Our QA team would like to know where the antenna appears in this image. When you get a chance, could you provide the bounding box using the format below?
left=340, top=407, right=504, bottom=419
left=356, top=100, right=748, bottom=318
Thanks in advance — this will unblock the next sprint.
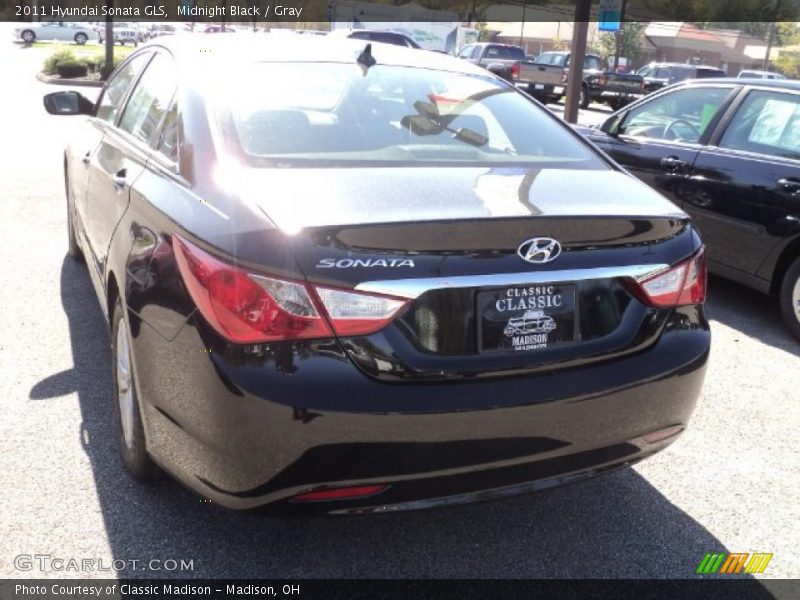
left=356, top=43, right=376, bottom=74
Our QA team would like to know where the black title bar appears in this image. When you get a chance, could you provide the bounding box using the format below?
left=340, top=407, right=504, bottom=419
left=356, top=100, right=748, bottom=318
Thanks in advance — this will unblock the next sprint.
left=3, top=0, right=800, bottom=23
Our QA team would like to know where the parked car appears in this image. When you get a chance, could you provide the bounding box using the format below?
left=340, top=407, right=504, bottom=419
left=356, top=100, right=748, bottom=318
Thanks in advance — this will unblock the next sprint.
left=455, top=43, right=561, bottom=91
left=524, top=51, right=645, bottom=109
left=43, top=36, right=709, bottom=512
left=328, top=28, right=421, bottom=48
left=147, top=24, right=177, bottom=39
left=202, top=25, right=236, bottom=34
left=578, top=78, right=800, bottom=339
left=738, top=69, right=786, bottom=80
left=13, top=22, right=95, bottom=45
left=98, top=24, right=140, bottom=46
left=636, top=63, right=727, bottom=94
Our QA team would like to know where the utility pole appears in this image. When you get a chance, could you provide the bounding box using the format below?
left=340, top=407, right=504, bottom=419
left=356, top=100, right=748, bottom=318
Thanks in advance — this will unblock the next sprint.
left=564, top=0, right=591, bottom=123
left=613, top=0, right=628, bottom=72
left=102, top=0, right=113, bottom=80
left=764, top=0, right=783, bottom=71
left=763, top=21, right=776, bottom=71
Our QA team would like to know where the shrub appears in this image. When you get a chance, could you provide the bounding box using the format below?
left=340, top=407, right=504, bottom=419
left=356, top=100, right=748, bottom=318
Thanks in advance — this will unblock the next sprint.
left=43, top=49, right=77, bottom=75
left=55, top=60, right=89, bottom=78
left=84, top=56, right=102, bottom=72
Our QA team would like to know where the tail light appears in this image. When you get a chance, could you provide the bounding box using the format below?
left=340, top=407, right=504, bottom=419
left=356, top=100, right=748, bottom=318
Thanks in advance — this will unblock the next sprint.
left=560, top=68, right=568, bottom=83
left=290, top=484, right=389, bottom=503
left=510, top=62, right=520, bottom=81
left=598, top=73, right=608, bottom=86
left=173, top=235, right=409, bottom=343
left=629, top=247, right=707, bottom=308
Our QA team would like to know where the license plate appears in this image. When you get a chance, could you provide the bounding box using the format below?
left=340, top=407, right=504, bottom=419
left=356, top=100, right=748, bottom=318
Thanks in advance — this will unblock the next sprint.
left=478, top=284, right=577, bottom=354
left=553, top=86, right=564, bottom=94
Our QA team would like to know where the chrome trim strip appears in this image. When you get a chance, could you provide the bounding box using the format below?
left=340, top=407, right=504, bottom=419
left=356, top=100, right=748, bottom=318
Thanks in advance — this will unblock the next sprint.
left=355, top=264, right=670, bottom=299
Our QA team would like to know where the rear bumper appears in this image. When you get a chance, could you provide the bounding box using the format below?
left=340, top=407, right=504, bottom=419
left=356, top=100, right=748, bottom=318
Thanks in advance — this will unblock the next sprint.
left=521, top=83, right=565, bottom=98
left=132, top=307, right=710, bottom=512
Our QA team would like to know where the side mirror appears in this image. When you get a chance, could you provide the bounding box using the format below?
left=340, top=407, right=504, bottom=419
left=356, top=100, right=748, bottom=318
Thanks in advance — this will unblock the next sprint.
left=600, top=112, right=626, bottom=137
left=43, top=91, right=94, bottom=116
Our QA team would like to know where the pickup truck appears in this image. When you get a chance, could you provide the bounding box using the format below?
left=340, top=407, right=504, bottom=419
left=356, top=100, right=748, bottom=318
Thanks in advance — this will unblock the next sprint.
left=526, top=51, right=645, bottom=110
left=456, top=42, right=562, bottom=89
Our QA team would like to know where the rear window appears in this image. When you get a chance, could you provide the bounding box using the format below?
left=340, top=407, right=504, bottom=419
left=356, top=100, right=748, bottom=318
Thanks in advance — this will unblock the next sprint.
left=584, top=56, right=603, bottom=70
left=536, top=53, right=567, bottom=67
left=218, top=63, right=605, bottom=168
left=695, top=68, right=725, bottom=79
left=485, top=45, right=525, bottom=60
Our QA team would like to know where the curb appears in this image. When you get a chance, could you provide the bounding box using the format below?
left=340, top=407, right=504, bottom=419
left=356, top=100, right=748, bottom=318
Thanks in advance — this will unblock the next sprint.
left=36, top=71, right=104, bottom=88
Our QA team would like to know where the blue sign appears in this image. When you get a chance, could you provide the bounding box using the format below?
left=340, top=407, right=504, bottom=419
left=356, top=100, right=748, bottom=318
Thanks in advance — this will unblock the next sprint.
left=598, top=9, right=621, bottom=32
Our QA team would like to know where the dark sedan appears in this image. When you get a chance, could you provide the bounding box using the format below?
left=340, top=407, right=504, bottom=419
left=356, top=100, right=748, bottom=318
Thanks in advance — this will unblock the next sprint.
left=579, top=78, right=800, bottom=340
left=44, top=36, right=709, bottom=512
left=635, top=63, right=726, bottom=94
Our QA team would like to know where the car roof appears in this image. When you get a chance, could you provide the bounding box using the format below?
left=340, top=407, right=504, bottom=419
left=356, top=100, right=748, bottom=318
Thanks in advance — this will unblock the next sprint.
left=143, top=35, right=486, bottom=75
left=681, top=77, right=800, bottom=89
left=648, top=63, right=720, bottom=69
left=476, top=42, right=522, bottom=48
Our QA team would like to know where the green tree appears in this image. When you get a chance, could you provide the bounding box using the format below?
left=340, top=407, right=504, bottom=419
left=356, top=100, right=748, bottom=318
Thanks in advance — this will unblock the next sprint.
left=591, top=22, right=645, bottom=68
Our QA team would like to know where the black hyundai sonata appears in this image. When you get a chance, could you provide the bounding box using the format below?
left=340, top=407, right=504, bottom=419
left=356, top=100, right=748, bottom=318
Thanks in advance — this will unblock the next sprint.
left=45, top=36, right=709, bottom=513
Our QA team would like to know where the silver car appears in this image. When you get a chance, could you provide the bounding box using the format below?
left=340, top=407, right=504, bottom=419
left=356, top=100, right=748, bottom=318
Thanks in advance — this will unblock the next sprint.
left=98, top=25, right=140, bottom=46
left=14, top=22, right=95, bottom=45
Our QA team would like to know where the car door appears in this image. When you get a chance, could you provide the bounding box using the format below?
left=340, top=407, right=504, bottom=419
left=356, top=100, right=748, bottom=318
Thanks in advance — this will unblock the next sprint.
left=72, top=54, right=150, bottom=251
left=589, top=85, right=737, bottom=208
left=37, top=23, right=55, bottom=41
left=685, top=87, right=800, bottom=279
left=84, top=52, right=176, bottom=285
left=76, top=52, right=150, bottom=277
left=55, top=23, right=73, bottom=42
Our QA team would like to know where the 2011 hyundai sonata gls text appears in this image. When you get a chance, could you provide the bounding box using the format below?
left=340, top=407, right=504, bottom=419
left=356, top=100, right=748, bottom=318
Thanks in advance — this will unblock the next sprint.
left=45, top=36, right=710, bottom=513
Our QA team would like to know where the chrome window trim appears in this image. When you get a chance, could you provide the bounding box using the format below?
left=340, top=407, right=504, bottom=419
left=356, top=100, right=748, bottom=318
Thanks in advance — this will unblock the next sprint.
left=355, top=264, right=670, bottom=299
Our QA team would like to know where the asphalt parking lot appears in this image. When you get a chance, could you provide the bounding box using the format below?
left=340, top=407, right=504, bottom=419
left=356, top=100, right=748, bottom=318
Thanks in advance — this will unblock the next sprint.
left=0, top=34, right=798, bottom=582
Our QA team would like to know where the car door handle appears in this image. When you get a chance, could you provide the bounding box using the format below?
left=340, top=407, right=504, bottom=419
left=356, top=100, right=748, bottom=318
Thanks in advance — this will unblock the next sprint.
left=777, top=177, right=800, bottom=193
left=112, top=169, right=127, bottom=189
left=81, top=151, right=91, bottom=164
left=660, top=156, right=687, bottom=171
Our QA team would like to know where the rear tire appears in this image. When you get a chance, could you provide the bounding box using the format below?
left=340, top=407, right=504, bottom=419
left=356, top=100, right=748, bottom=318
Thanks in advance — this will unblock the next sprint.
left=112, top=300, right=159, bottom=482
left=579, top=85, right=590, bottom=109
left=779, top=256, right=800, bottom=341
left=21, top=30, right=35, bottom=43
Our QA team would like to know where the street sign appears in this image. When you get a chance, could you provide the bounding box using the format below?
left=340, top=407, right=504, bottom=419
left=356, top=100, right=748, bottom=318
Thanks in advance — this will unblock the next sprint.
left=598, top=0, right=623, bottom=32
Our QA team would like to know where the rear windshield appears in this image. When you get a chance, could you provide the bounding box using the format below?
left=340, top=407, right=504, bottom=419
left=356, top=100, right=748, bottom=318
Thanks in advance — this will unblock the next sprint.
left=217, top=63, right=605, bottom=168
left=695, top=68, right=725, bottom=78
left=484, top=45, right=525, bottom=60
left=536, top=53, right=567, bottom=67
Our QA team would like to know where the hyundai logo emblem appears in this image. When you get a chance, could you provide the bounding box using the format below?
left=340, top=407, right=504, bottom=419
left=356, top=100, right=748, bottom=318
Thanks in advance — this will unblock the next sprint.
left=517, top=238, right=562, bottom=264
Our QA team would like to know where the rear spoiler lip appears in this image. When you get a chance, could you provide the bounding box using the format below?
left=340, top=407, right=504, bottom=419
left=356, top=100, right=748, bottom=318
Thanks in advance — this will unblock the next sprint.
left=355, top=263, right=670, bottom=300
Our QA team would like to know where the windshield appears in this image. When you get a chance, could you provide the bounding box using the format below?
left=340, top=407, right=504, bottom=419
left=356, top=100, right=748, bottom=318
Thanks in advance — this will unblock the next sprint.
left=218, top=63, right=605, bottom=168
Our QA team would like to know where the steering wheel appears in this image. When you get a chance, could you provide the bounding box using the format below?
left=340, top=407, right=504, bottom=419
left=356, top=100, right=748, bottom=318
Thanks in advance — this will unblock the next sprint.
left=663, top=119, right=700, bottom=141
